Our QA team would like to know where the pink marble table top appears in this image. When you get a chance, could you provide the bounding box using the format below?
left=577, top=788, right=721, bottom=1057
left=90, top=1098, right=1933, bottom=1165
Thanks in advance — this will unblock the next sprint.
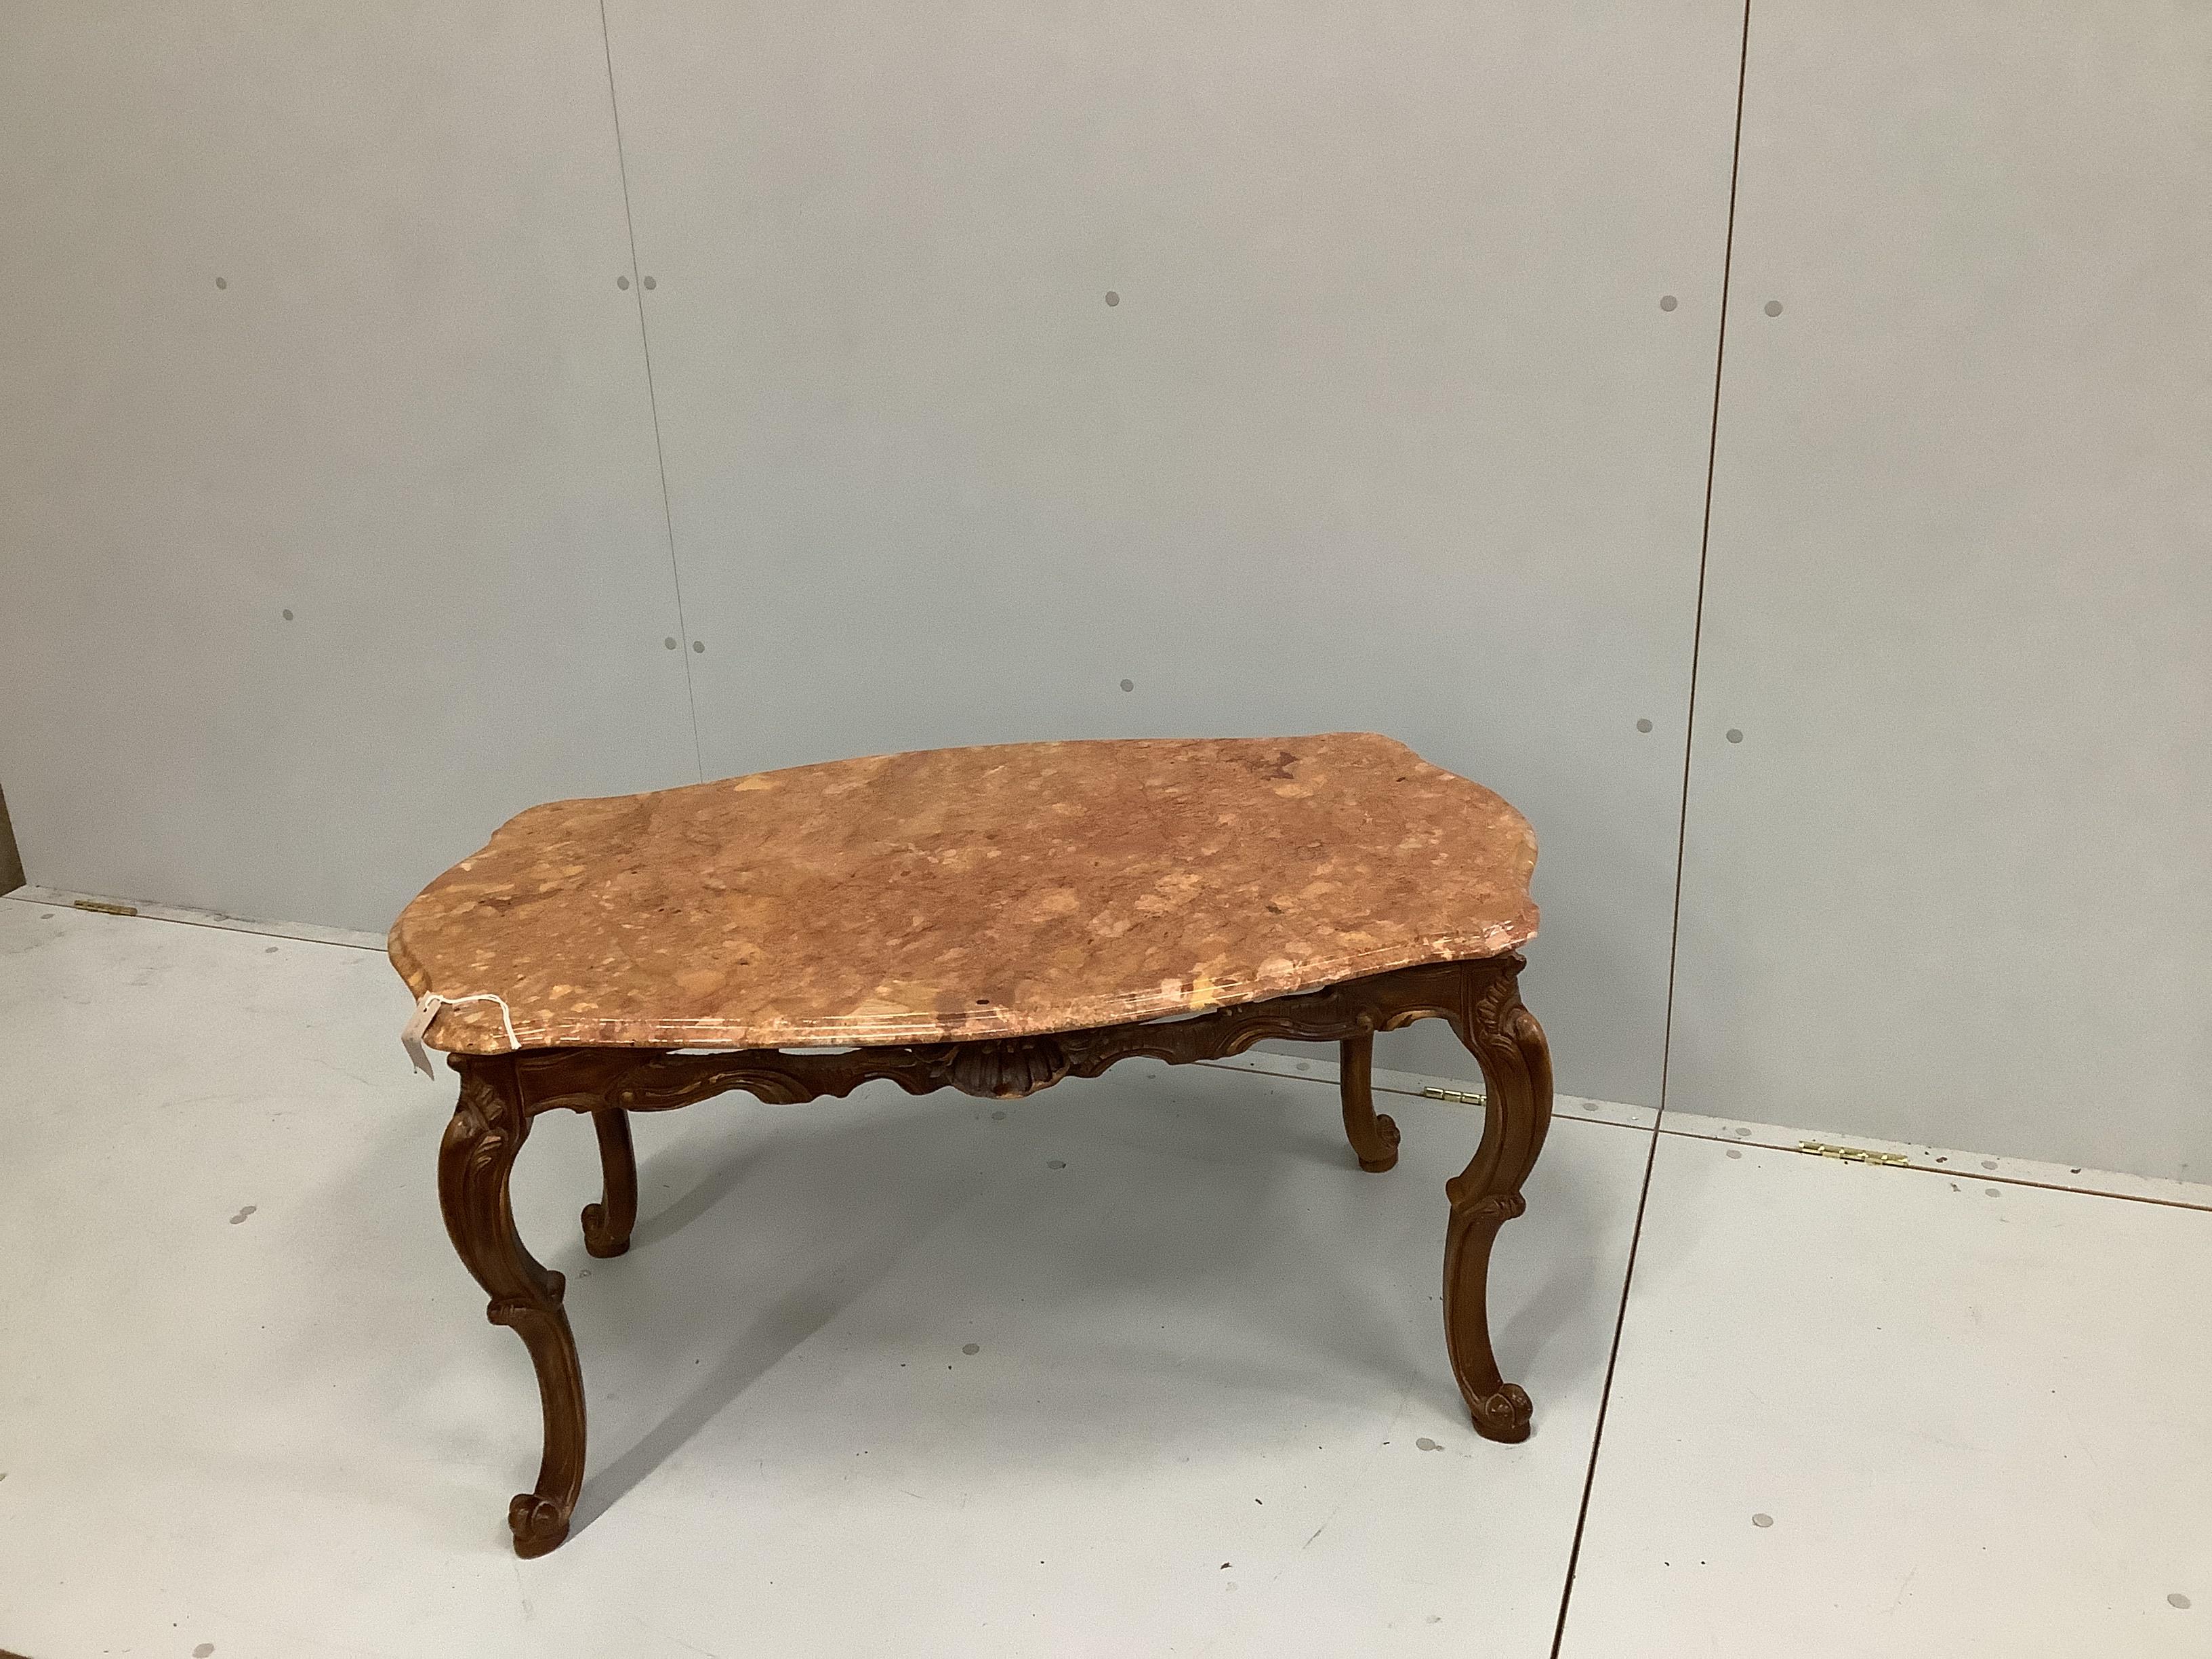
left=388, top=733, right=1538, bottom=1055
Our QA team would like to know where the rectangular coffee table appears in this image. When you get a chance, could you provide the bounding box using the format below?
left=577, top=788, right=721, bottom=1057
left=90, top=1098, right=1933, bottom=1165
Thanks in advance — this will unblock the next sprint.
left=390, top=733, right=1553, bottom=1557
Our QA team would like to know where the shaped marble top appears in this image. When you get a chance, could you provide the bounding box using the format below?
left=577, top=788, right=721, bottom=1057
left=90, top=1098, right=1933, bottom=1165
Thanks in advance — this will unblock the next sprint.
left=388, top=733, right=1538, bottom=1055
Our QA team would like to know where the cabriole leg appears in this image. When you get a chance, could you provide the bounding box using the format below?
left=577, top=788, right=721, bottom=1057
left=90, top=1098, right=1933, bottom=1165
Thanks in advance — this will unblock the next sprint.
left=1440, top=957, right=1553, bottom=1442
left=1338, top=1031, right=1400, bottom=1172
left=581, top=1107, right=638, bottom=1258
left=438, top=1055, right=586, bottom=1557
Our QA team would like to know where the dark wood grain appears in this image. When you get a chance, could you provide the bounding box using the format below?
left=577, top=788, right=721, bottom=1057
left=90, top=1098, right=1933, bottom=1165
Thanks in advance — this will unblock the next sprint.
left=581, top=1108, right=637, bottom=1259
left=436, top=1054, right=586, bottom=1559
left=436, top=953, right=1551, bottom=1555
left=1439, top=962, right=1553, bottom=1443
left=1337, top=1030, right=1401, bottom=1172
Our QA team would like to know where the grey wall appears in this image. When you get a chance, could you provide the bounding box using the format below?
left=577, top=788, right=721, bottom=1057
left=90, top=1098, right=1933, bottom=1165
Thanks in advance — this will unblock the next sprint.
left=597, top=0, right=1744, bottom=1104
left=1665, top=0, right=2212, bottom=1180
left=1, top=3, right=2205, bottom=1177
left=0, top=4, right=701, bottom=932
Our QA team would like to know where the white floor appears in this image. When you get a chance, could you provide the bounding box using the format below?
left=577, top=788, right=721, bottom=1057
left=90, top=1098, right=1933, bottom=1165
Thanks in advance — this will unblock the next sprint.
left=0, top=899, right=2205, bottom=1658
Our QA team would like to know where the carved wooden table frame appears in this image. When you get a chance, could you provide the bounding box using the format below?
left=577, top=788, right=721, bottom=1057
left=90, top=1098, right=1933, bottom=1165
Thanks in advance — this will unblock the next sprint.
left=438, top=951, right=1552, bottom=1557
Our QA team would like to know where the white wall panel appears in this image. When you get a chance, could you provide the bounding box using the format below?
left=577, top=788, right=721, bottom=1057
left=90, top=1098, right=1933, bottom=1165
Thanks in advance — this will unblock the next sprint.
left=603, top=1, right=1744, bottom=1103
left=0, top=3, right=700, bottom=933
left=1671, top=3, right=2212, bottom=1176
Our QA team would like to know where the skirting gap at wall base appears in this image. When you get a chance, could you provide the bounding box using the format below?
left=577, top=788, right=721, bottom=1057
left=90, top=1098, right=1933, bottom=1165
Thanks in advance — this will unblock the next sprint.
left=1202, top=1052, right=2212, bottom=1218
left=4, top=886, right=386, bottom=954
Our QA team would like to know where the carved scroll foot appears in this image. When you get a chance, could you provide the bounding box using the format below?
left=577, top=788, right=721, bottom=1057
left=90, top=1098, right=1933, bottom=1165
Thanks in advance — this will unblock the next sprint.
left=1338, top=1032, right=1399, bottom=1172
left=581, top=1107, right=638, bottom=1258
left=508, top=1491, right=572, bottom=1559
left=1439, top=958, right=1553, bottom=1441
left=1444, top=1191, right=1536, bottom=1442
left=440, top=1056, right=586, bottom=1558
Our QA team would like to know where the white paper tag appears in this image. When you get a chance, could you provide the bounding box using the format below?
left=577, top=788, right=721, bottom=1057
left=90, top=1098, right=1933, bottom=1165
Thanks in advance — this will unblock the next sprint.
left=399, top=990, right=521, bottom=1077
left=401, top=995, right=441, bottom=1079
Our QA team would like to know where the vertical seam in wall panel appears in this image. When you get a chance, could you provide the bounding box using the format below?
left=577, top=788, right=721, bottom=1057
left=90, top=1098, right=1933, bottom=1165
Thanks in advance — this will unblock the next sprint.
left=1548, top=7, right=1752, bottom=1656
left=598, top=0, right=706, bottom=782
left=1656, top=0, right=1753, bottom=1127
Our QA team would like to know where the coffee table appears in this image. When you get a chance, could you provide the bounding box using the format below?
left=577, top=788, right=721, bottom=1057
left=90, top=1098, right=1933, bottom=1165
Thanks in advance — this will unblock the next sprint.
left=390, top=733, right=1552, bottom=1557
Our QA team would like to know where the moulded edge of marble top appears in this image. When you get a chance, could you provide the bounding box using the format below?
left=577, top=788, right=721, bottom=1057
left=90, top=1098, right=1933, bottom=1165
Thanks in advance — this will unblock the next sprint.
left=386, top=735, right=1540, bottom=1054
left=391, top=922, right=1538, bottom=1055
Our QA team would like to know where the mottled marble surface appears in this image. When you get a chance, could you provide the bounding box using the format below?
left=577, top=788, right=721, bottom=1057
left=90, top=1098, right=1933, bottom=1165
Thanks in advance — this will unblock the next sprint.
left=388, top=733, right=1538, bottom=1054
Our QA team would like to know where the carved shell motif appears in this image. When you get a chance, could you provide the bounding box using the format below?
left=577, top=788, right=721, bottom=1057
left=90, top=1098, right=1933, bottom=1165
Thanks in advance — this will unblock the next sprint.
left=945, top=1036, right=1070, bottom=1100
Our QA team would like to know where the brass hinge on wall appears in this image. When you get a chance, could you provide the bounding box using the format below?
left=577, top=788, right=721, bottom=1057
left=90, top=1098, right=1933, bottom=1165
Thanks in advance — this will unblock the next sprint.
left=1420, top=1086, right=1487, bottom=1106
left=73, top=898, right=139, bottom=917
left=1799, top=1140, right=1908, bottom=1167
